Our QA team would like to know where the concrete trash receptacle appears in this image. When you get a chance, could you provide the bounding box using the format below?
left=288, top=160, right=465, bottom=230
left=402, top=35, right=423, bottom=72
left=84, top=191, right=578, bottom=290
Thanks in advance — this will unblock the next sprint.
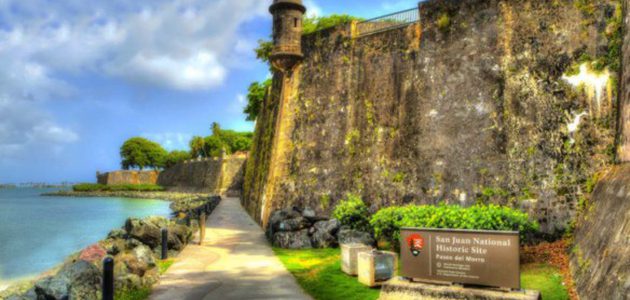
left=341, top=243, right=373, bottom=276
left=358, top=250, right=398, bottom=287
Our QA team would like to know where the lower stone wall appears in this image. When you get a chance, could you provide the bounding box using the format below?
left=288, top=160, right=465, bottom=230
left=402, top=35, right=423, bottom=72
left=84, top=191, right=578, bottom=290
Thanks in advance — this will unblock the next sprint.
left=97, top=170, right=159, bottom=185
left=157, top=153, right=247, bottom=195
left=571, top=164, right=630, bottom=300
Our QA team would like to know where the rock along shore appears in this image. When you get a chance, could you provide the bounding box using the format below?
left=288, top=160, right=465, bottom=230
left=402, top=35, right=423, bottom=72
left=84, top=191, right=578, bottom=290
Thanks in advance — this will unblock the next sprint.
left=0, top=194, right=221, bottom=300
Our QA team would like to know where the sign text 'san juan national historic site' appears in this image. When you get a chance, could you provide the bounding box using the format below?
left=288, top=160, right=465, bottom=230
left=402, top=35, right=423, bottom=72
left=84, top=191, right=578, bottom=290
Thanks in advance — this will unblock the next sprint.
left=400, top=228, right=520, bottom=289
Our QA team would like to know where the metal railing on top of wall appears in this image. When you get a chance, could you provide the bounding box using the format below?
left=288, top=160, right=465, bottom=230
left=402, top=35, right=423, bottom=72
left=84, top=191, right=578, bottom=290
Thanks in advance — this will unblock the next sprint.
left=354, top=7, right=419, bottom=38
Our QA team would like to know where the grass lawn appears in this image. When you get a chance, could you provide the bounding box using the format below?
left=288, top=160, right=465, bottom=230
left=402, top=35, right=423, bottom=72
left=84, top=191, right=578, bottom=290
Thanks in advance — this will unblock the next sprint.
left=521, top=263, right=569, bottom=300
left=273, top=248, right=380, bottom=300
left=274, top=248, right=569, bottom=300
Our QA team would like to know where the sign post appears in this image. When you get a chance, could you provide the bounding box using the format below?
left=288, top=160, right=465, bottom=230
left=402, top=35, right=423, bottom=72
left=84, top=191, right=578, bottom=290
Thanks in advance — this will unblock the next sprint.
left=400, top=228, right=520, bottom=290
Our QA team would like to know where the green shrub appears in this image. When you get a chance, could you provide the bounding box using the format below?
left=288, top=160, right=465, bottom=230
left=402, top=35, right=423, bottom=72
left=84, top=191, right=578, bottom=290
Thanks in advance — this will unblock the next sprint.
left=370, top=204, right=539, bottom=249
left=332, top=193, right=371, bottom=232
left=73, top=183, right=107, bottom=192
left=72, top=183, right=165, bottom=192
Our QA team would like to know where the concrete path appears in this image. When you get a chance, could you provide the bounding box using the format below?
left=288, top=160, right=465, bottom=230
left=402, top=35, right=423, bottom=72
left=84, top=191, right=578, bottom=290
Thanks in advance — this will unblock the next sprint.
left=150, top=197, right=311, bottom=300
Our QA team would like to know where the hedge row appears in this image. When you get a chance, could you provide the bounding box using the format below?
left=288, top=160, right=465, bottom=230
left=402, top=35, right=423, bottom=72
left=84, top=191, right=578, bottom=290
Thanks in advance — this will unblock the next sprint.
left=370, top=204, right=539, bottom=247
left=73, top=183, right=165, bottom=192
left=333, top=194, right=539, bottom=247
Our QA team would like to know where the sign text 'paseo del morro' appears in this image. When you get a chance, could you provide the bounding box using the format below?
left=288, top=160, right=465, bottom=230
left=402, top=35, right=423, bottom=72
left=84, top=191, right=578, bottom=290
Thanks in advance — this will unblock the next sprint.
left=400, top=228, right=520, bottom=289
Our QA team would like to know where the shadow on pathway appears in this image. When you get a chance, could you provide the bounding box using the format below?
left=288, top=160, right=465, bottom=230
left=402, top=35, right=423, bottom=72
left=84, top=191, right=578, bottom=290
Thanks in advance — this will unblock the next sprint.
left=150, top=197, right=312, bottom=300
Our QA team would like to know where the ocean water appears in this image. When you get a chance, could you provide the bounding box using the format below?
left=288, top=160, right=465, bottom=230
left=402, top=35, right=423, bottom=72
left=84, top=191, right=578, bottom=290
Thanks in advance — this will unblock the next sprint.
left=0, top=188, right=170, bottom=283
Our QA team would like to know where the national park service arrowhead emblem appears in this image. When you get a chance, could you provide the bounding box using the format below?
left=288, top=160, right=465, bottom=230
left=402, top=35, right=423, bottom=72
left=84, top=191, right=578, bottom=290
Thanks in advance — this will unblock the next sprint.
left=406, top=233, right=425, bottom=257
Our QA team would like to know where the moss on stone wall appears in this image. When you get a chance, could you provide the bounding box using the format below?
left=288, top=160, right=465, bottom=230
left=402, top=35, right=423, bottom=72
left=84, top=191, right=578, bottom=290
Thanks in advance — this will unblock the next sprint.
left=242, top=0, right=622, bottom=235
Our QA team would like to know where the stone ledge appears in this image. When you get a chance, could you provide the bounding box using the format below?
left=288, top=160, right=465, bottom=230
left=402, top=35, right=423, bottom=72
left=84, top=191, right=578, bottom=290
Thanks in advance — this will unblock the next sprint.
left=379, top=278, right=540, bottom=300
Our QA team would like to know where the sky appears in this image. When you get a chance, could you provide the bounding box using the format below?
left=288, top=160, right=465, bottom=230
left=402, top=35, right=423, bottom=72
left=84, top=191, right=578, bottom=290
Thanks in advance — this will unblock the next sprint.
left=0, top=0, right=420, bottom=184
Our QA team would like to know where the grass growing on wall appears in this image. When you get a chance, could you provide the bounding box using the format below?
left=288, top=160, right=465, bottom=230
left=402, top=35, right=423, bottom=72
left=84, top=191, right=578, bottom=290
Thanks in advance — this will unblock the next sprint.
left=273, top=248, right=380, bottom=300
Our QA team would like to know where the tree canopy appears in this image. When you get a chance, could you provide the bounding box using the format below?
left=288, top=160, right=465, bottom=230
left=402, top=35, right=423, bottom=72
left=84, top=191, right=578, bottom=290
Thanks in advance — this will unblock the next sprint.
left=244, top=79, right=271, bottom=121
left=189, top=123, right=253, bottom=159
left=164, top=150, right=191, bottom=168
left=120, top=137, right=168, bottom=170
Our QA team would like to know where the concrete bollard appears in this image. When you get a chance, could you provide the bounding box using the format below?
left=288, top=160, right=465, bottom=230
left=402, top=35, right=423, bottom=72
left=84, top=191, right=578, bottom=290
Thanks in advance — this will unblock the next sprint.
left=161, top=228, right=168, bottom=260
left=341, top=243, right=373, bottom=276
left=102, top=257, right=114, bottom=300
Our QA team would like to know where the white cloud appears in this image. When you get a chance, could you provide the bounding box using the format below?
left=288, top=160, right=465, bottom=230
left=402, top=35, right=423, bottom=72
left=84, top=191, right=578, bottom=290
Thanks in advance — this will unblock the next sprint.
left=237, top=94, right=246, bottom=104
left=111, top=51, right=226, bottom=90
left=304, top=0, right=323, bottom=18
left=142, top=132, right=192, bottom=151
left=0, top=0, right=270, bottom=161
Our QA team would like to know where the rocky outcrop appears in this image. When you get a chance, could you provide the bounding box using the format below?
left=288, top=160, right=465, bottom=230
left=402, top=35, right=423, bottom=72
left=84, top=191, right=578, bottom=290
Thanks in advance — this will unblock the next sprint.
left=33, top=260, right=101, bottom=300
left=571, top=165, right=630, bottom=300
left=267, top=207, right=373, bottom=249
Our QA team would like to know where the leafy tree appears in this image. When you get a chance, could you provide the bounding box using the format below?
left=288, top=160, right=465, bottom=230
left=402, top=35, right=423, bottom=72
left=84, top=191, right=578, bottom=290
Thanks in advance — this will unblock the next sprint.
left=255, top=40, right=273, bottom=65
left=211, top=122, right=222, bottom=137
left=203, top=135, right=224, bottom=157
left=164, top=150, right=191, bottom=168
left=120, top=137, right=167, bottom=170
left=244, top=79, right=271, bottom=121
left=303, top=14, right=363, bottom=35
left=189, top=136, right=206, bottom=158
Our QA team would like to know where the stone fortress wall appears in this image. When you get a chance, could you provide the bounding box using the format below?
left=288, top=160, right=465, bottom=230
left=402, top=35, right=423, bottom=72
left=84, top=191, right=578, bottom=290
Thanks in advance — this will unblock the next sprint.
left=157, top=152, right=247, bottom=196
left=97, top=170, right=159, bottom=185
left=244, top=0, right=623, bottom=235
left=98, top=153, right=247, bottom=196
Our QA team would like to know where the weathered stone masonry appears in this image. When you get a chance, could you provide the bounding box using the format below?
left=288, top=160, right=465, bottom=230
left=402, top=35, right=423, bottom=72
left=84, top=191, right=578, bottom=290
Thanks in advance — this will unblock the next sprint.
left=244, top=0, right=622, bottom=236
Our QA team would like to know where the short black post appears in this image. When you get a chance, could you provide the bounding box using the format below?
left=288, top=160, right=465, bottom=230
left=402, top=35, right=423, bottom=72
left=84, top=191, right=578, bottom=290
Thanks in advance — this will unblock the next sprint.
left=102, top=257, right=114, bottom=300
left=161, top=228, right=168, bottom=260
left=186, top=214, right=191, bottom=227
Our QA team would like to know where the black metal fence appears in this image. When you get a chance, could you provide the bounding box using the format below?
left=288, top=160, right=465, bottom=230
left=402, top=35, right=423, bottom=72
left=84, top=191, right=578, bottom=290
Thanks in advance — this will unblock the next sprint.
left=355, top=7, right=419, bottom=37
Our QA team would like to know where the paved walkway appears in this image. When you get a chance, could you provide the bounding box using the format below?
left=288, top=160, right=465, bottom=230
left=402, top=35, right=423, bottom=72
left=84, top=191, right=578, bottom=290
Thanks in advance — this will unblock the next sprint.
left=150, top=197, right=311, bottom=300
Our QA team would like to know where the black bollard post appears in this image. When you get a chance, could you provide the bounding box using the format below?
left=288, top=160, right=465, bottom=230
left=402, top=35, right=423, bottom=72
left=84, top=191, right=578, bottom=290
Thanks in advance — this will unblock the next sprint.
left=102, top=257, right=114, bottom=300
left=161, top=228, right=168, bottom=260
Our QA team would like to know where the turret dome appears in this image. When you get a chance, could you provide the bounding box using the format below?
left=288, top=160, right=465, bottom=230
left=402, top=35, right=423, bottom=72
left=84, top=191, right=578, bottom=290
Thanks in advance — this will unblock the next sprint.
left=270, top=0, right=306, bottom=13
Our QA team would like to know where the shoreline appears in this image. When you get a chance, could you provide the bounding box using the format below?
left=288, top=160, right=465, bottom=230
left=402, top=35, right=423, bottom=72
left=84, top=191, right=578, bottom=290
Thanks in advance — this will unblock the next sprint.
left=42, top=190, right=210, bottom=202
left=1, top=192, right=220, bottom=299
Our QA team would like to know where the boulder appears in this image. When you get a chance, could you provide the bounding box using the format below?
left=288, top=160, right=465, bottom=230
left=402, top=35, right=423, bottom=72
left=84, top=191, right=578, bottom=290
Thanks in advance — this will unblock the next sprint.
left=146, top=216, right=169, bottom=229
left=133, top=245, right=156, bottom=268
left=125, top=238, right=144, bottom=250
left=168, top=223, right=191, bottom=245
left=119, top=253, right=149, bottom=277
left=302, top=207, right=316, bottom=219
left=337, top=227, right=375, bottom=246
left=107, top=228, right=126, bottom=239
left=115, top=273, right=142, bottom=291
left=100, top=238, right=126, bottom=256
left=79, top=244, right=107, bottom=263
left=277, top=217, right=310, bottom=232
left=314, top=219, right=341, bottom=235
left=311, top=230, right=337, bottom=248
left=34, top=260, right=101, bottom=300
left=266, top=208, right=302, bottom=238
left=125, top=218, right=162, bottom=248
left=273, top=229, right=313, bottom=249
left=311, top=219, right=341, bottom=248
